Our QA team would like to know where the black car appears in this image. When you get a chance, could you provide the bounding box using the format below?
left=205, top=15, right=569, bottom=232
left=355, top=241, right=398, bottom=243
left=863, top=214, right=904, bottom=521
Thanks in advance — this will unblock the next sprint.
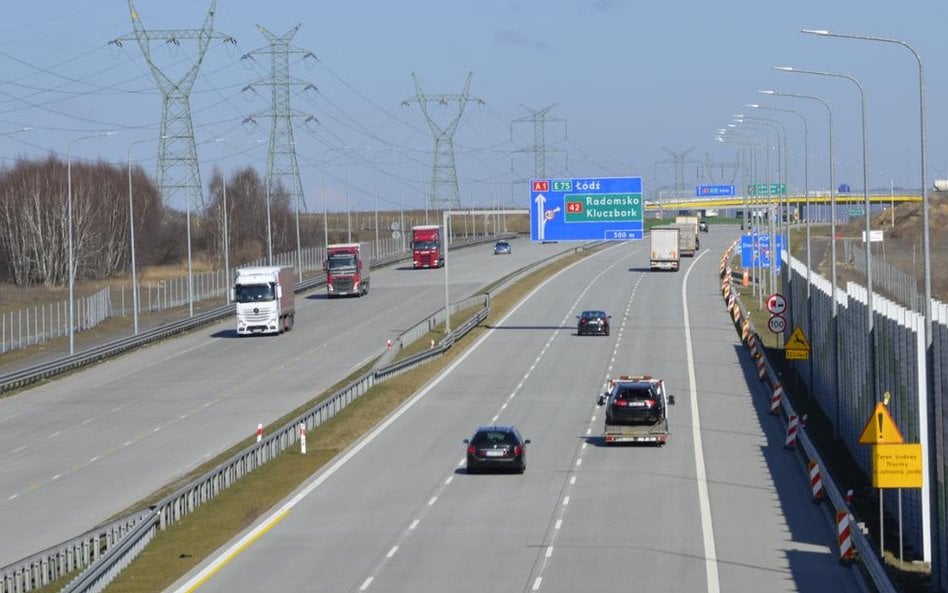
left=604, top=381, right=665, bottom=425
left=576, top=310, right=610, bottom=336
left=464, top=424, right=529, bottom=473
left=699, top=220, right=709, bottom=232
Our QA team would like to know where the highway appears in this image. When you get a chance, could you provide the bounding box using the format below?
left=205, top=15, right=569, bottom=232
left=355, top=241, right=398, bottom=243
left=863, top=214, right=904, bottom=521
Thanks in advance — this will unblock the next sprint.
left=172, top=230, right=860, bottom=593
left=0, top=238, right=571, bottom=566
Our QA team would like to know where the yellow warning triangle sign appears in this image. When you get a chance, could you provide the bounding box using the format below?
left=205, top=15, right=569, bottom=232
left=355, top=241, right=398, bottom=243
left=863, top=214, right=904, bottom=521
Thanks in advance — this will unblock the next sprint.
left=858, top=402, right=905, bottom=445
left=785, top=326, right=810, bottom=351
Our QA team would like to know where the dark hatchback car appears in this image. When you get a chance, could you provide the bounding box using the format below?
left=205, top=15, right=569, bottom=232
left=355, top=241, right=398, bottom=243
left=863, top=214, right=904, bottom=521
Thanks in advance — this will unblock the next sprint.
left=604, top=381, right=666, bottom=425
left=576, top=310, right=610, bottom=336
left=493, top=240, right=512, bottom=255
left=464, top=425, right=530, bottom=473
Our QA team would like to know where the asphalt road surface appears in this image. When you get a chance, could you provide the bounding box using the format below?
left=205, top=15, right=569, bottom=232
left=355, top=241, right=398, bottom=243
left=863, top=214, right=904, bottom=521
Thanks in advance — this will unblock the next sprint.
left=171, top=229, right=861, bottom=593
left=0, top=237, right=571, bottom=566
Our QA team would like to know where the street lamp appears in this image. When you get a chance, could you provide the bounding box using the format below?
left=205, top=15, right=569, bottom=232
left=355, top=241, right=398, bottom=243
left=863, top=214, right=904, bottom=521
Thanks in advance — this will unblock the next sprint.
left=802, top=30, right=932, bottom=351
left=774, top=65, right=876, bottom=403
left=734, top=116, right=785, bottom=298
left=68, top=131, right=117, bottom=354
left=801, top=29, right=934, bottom=566
left=127, top=138, right=158, bottom=334
left=759, top=88, right=841, bottom=438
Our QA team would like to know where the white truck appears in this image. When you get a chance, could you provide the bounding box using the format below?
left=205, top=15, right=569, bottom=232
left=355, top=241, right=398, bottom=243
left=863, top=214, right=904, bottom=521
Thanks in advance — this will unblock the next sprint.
left=671, top=223, right=697, bottom=257
left=231, top=266, right=296, bottom=335
left=596, top=375, right=675, bottom=445
left=649, top=227, right=680, bottom=271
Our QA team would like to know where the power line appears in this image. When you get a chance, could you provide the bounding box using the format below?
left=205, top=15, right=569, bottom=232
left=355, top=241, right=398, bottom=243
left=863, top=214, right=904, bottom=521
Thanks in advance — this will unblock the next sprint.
left=402, top=71, right=483, bottom=209
left=109, top=0, right=236, bottom=211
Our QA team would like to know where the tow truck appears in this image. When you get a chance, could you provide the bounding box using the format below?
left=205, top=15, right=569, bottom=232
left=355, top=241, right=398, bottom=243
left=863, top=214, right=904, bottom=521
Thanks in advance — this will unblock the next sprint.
left=596, top=375, right=675, bottom=445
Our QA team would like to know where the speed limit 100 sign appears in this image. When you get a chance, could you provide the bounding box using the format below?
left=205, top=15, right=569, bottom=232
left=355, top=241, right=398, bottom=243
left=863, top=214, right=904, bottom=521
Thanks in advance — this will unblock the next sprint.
left=767, top=293, right=787, bottom=315
left=768, top=314, right=787, bottom=334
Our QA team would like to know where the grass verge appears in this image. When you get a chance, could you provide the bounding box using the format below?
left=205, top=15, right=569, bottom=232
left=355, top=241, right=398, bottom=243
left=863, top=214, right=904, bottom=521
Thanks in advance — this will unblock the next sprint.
left=72, top=248, right=595, bottom=592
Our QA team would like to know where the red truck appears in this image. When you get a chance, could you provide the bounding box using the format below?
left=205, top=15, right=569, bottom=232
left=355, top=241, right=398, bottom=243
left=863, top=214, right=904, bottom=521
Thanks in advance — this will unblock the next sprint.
left=411, top=225, right=444, bottom=269
left=325, top=243, right=370, bottom=297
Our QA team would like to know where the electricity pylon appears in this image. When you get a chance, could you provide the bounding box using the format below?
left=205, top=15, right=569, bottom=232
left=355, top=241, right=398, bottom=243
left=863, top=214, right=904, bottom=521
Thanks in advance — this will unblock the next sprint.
left=111, top=0, right=235, bottom=211
left=241, top=24, right=314, bottom=215
left=702, top=152, right=741, bottom=184
left=654, top=147, right=701, bottom=196
left=241, top=24, right=316, bottom=268
left=402, top=72, right=483, bottom=209
left=511, top=103, right=565, bottom=179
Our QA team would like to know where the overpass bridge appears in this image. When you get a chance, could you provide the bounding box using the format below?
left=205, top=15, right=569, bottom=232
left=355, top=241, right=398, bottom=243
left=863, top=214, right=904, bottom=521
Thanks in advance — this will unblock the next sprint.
left=647, top=193, right=922, bottom=212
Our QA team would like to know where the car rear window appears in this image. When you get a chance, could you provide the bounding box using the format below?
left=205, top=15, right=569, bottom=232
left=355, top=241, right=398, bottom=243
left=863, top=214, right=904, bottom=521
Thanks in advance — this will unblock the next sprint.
left=472, top=431, right=515, bottom=445
left=616, top=387, right=656, bottom=401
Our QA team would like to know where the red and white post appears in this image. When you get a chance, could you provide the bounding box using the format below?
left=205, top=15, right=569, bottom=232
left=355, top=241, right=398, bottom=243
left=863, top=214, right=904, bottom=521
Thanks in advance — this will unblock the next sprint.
left=837, top=511, right=856, bottom=562
left=299, top=422, right=307, bottom=455
left=256, top=423, right=263, bottom=443
left=785, top=415, right=798, bottom=449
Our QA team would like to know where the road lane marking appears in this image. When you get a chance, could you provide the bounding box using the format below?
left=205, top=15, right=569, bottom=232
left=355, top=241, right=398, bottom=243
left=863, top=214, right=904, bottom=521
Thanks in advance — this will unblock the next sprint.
left=386, top=546, right=398, bottom=558
left=682, top=250, right=720, bottom=593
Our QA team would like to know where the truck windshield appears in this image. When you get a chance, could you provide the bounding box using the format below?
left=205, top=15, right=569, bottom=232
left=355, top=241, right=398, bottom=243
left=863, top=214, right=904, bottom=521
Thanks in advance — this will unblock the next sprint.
left=327, top=254, right=357, bottom=270
left=234, top=283, right=274, bottom=303
left=414, top=240, right=438, bottom=250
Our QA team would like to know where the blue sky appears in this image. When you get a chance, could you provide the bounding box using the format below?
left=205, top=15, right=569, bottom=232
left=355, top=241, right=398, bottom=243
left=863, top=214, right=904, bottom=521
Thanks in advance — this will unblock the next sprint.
left=1, top=0, right=946, bottom=213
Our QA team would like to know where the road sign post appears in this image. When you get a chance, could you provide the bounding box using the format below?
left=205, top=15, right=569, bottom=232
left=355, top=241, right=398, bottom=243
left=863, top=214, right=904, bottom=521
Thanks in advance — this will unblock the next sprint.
left=531, top=177, right=643, bottom=241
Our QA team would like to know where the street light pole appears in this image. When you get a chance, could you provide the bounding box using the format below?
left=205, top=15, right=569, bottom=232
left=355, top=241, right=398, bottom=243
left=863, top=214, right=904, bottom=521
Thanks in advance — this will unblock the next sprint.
left=127, top=139, right=151, bottom=335
left=774, top=65, right=876, bottom=403
left=760, top=88, right=840, bottom=436
left=802, top=28, right=934, bottom=566
left=67, top=132, right=117, bottom=355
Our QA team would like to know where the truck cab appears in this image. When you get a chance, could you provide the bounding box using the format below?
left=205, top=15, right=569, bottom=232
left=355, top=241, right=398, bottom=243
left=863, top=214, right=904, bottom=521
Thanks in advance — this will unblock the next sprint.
left=325, top=243, right=370, bottom=297
left=411, top=225, right=443, bottom=268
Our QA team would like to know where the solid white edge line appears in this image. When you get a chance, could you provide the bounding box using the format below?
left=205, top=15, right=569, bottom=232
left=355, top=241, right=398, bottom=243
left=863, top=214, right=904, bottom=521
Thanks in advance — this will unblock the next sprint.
left=170, top=252, right=590, bottom=593
left=683, top=250, right=720, bottom=593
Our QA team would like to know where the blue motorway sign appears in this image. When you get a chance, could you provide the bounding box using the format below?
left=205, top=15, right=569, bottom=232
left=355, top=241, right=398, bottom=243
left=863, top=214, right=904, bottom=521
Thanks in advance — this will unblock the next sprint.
left=696, top=184, right=735, bottom=197
left=530, top=177, right=643, bottom=241
left=740, top=232, right=786, bottom=269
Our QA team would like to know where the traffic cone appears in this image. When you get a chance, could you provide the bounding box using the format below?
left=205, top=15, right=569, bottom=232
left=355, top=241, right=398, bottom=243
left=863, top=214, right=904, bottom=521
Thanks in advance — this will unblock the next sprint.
left=742, top=269, right=750, bottom=287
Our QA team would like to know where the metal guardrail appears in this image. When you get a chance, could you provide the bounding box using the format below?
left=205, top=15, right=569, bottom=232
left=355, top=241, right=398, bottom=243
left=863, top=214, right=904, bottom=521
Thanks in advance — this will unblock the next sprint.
left=1, top=236, right=586, bottom=593
left=0, top=236, right=504, bottom=395
left=719, top=240, right=896, bottom=593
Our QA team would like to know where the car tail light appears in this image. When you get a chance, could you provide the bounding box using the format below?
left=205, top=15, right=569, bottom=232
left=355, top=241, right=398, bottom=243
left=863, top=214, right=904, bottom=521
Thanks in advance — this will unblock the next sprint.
left=615, top=400, right=628, bottom=407
left=513, top=445, right=523, bottom=456
left=579, top=319, right=587, bottom=325
left=645, top=399, right=656, bottom=408
left=467, top=445, right=476, bottom=456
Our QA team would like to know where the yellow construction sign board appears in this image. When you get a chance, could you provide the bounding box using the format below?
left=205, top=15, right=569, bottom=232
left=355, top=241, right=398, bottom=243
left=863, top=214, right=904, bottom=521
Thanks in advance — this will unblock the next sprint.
left=858, top=402, right=905, bottom=445
left=872, top=443, right=923, bottom=488
left=784, top=325, right=810, bottom=360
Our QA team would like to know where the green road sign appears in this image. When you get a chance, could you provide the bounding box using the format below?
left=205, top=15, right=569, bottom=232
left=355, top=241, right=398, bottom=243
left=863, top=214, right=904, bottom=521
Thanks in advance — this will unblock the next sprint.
left=563, top=193, right=642, bottom=223
left=746, top=183, right=786, bottom=196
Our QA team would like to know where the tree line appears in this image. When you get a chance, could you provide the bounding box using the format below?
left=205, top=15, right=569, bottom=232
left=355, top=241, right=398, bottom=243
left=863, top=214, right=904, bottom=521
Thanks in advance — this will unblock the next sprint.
left=0, top=156, right=301, bottom=287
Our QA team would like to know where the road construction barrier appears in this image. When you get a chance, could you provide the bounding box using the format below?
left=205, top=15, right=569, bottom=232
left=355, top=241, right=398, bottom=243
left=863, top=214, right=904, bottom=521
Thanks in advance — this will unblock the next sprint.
left=785, top=415, right=798, bottom=449
left=756, top=349, right=767, bottom=380
left=299, top=423, right=307, bottom=454
left=770, top=384, right=782, bottom=415
left=256, top=423, right=263, bottom=443
left=809, top=460, right=825, bottom=501
left=837, top=511, right=857, bottom=562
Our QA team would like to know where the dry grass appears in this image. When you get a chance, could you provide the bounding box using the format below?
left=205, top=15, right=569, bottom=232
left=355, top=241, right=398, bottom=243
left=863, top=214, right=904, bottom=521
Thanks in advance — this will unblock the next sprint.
left=20, top=246, right=592, bottom=593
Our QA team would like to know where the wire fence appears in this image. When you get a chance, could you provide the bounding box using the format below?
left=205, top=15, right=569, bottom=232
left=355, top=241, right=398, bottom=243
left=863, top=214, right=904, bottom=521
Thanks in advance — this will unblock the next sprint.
left=0, top=237, right=410, bottom=355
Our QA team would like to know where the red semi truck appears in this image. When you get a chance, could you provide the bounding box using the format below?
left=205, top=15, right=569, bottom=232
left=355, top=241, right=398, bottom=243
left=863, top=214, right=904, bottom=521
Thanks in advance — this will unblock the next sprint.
left=325, top=243, right=370, bottom=297
left=411, top=225, right=444, bottom=268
